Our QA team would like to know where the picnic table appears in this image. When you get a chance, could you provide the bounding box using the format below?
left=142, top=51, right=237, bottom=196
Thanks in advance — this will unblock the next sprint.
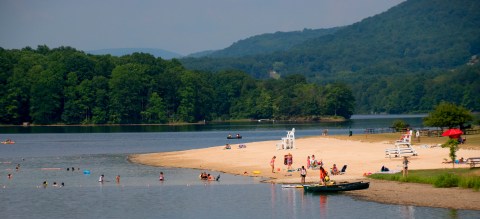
left=466, top=157, right=480, bottom=168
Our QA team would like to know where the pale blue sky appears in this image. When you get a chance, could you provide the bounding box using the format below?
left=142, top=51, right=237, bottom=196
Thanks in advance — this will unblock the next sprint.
left=0, top=0, right=405, bottom=55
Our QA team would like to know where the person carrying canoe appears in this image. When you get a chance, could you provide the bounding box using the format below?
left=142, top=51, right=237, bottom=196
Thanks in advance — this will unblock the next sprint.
left=319, top=166, right=328, bottom=186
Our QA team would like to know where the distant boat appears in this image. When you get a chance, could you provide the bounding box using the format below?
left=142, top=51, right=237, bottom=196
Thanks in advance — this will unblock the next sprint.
left=227, top=135, right=242, bottom=139
left=1, top=140, right=15, bottom=144
left=303, top=181, right=369, bottom=192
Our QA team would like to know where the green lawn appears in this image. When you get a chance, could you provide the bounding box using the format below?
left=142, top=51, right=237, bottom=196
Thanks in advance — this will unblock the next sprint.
left=368, top=168, right=480, bottom=191
left=330, top=132, right=480, bottom=150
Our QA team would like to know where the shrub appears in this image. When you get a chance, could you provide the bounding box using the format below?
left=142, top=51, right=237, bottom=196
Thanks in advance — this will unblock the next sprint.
left=458, top=176, right=480, bottom=191
left=434, top=173, right=459, bottom=188
left=392, top=120, right=409, bottom=131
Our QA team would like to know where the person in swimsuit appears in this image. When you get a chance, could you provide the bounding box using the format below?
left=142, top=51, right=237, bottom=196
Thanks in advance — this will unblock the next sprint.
left=159, top=172, right=164, bottom=181
left=300, top=166, right=307, bottom=184
left=270, top=156, right=276, bottom=173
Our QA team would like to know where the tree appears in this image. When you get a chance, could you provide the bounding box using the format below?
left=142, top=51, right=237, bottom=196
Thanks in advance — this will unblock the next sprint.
left=324, top=83, right=355, bottom=119
left=109, top=64, right=151, bottom=123
left=442, top=138, right=459, bottom=168
left=141, top=92, right=167, bottom=123
left=423, top=102, right=473, bottom=129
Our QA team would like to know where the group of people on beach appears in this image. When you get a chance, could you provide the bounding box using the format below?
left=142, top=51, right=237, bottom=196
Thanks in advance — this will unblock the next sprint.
left=307, top=155, right=323, bottom=169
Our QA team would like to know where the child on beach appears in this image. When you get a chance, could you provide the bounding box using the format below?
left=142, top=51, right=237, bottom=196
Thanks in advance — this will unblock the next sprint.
left=116, top=175, right=121, bottom=184
left=270, top=156, right=276, bottom=173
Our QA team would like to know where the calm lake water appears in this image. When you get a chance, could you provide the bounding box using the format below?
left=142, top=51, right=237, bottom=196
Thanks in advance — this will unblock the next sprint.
left=1, top=115, right=479, bottom=219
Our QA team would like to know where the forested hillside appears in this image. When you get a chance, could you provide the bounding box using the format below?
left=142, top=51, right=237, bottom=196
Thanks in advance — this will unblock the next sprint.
left=0, top=46, right=354, bottom=125
left=204, top=28, right=340, bottom=58
left=181, top=0, right=480, bottom=113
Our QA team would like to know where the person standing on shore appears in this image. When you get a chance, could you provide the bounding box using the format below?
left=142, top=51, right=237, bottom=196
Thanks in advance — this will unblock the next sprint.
left=99, top=174, right=104, bottom=183
left=270, top=156, right=276, bottom=173
left=116, top=175, right=120, bottom=184
left=300, top=166, right=307, bottom=184
left=287, top=153, right=293, bottom=170
left=402, top=157, right=409, bottom=177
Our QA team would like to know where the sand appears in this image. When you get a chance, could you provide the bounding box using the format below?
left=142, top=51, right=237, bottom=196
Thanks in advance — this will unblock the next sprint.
left=129, top=136, right=480, bottom=210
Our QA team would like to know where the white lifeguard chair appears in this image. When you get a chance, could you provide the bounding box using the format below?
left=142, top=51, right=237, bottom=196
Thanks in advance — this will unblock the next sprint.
left=386, top=130, right=417, bottom=158
left=276, top=128, right=295, bottom=150
left=396, top=130, right=413, bottom=144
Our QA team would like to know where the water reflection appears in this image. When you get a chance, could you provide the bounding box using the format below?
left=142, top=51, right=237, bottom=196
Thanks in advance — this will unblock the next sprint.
left=400, top=206, right=415, bottom=219
left=320, top=195, right=328, bottom=218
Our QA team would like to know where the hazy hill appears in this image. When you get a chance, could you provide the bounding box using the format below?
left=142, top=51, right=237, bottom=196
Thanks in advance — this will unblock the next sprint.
left=203, top=28, right=340, bottom=58
left=87, top=48, right=182, bottom=59
left=181, top=0, right=480, bottom=113
left=182, top=0, right=480, bottom=76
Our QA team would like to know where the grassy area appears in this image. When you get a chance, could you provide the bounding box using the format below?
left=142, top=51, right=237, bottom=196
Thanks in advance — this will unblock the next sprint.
left=330, top=132, right=480, bottom=150
left=368, top=168, right=480, bottom=191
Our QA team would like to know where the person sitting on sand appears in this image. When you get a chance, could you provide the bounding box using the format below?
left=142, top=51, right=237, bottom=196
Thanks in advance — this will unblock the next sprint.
left=310, top=155, right=317, bottom=169
left=330, top=164, right=339, bottom=175
left=224, top=144, right=231, bottom=150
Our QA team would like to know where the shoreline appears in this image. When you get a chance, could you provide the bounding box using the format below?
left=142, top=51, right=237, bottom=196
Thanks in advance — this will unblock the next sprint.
left=129, top=136, right=480, bottom=210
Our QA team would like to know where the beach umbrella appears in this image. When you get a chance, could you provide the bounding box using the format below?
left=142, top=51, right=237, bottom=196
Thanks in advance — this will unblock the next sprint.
left=441, top=128, right=463, bottom=139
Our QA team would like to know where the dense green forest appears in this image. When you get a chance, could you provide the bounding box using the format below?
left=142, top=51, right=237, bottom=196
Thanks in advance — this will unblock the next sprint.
left=181, top=0, right=480, bottom=113
left=0, top=46, right=354, bottom=125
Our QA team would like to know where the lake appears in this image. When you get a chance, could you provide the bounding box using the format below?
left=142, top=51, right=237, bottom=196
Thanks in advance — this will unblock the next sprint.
left=1, top=115, right=479, bottom=219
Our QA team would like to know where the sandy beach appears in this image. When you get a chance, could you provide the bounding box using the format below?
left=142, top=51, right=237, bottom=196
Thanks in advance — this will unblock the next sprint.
left=129, top=136, right=480, bottom=210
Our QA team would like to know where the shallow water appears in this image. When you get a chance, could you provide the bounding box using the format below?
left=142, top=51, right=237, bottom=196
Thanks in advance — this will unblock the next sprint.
left=2, top=154, right=479, bottom=219
left=1, top=117, right=479, bottom=218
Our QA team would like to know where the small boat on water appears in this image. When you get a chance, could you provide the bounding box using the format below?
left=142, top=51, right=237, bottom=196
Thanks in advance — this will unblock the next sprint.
left=1, top=140, right=15, bottom=144
left=227, top=135, right=242, bottom=139
left=303, top=181, right=369, bottom=193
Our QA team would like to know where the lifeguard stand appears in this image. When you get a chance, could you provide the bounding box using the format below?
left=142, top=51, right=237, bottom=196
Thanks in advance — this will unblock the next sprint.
left=276, top=128, right=295, bottom=150
left=385, top=130, right=418, bottom=158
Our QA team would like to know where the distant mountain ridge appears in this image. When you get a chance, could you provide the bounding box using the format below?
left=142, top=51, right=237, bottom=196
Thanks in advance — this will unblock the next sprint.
left=180, top=0, right=480, bottom=114
left=203, top=28, right=341, bottom=58
left=181, top=0, right=480, bottom=77
left=87, top=48, right=182, bottom=59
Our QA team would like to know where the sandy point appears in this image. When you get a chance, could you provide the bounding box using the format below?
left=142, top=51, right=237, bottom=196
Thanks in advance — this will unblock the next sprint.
left=129, top=136, right=480, bottom=210
left=129, top=136, right=479, bottom=183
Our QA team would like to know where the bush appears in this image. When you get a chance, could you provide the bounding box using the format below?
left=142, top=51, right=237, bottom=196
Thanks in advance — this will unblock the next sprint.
left=459, top=176, right=480, bottom=191
left=392, top=120, right=409, bottom=131
left=434, top=173, right=459, bottom=188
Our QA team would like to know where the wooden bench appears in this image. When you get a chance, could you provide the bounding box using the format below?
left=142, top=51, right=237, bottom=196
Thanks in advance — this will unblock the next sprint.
left=465, top=129, right=480, bottom=135
left=466, top=157, right=480, bottom=168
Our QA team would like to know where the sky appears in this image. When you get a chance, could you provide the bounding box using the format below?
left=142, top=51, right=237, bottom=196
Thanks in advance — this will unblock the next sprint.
left=0, top=0, right=405, bottom=56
